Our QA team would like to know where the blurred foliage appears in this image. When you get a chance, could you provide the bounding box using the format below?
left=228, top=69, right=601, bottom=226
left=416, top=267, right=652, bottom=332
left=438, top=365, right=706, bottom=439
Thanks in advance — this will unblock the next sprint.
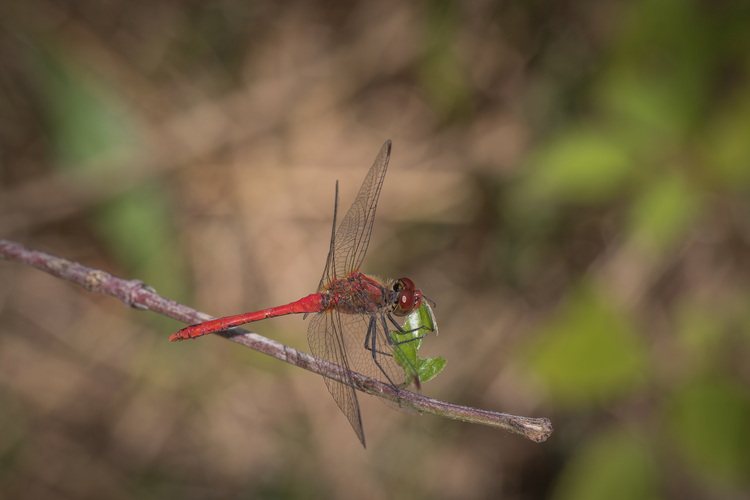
left=2, top=0, right=750, bottom=499
left=668, top=377, right=750, bottom=486
left=524, top=284, right=648, bottom=408
left=511, top=0, right=750, bottom=497
left=552, top=428, right=658, bottom=500
left=420, top=0, right=472, bottom=122
left=29, top=43, right=188, bottom=307
left=520, top=127, right=636, bottom=204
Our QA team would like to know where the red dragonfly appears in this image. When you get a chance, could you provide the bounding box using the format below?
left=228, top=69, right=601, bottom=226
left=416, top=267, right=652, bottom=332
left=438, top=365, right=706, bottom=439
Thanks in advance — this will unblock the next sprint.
left=170, top=140, right=426, bottom=447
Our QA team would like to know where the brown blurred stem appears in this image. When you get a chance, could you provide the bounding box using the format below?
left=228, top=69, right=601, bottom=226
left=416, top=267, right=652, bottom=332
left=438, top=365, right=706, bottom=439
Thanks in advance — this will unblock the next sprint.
left=0, top=238, right=553, bottom=443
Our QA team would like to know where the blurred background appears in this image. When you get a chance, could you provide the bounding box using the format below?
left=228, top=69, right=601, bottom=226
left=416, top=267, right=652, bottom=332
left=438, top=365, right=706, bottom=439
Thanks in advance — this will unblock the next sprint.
left=2, top=0, right=750, bottom=498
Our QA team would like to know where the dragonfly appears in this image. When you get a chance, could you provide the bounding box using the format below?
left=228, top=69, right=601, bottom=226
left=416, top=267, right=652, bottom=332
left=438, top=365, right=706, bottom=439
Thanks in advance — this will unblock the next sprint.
left=170, top=140, right=430, bottom=447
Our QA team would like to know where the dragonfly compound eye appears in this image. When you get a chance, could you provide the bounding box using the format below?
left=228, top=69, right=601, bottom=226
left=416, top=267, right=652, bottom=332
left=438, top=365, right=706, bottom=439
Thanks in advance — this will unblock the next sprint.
left=392, top=278, right=421, bottom=316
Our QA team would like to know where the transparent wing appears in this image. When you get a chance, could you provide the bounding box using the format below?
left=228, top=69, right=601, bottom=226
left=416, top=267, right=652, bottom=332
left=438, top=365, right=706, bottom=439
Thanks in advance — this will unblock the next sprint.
left=335, top=312, right=413, bottom=391
left=318, top=140, right=392, bottom=288
left=316, top=182, right=338, bottom=293
left=307, top=310, right=365, bottom=446
left=307, top=306, right=418, bottom=446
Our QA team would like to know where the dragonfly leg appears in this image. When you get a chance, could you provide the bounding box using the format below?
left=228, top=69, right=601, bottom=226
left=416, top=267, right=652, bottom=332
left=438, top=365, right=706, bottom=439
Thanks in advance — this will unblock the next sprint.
left=363, top=316, right=393, bottom=357
left=363, top=316, right=402, bottom=388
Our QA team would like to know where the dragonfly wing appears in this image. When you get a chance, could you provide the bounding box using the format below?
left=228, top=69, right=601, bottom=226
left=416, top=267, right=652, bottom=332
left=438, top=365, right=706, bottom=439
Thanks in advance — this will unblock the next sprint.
left=332, top=140, right=392, bottom=278
left=336, top=311, right=413, bottom=390
left=316, top=182, right=339, bottom=293
left=307, top=310, right=365, bottom=446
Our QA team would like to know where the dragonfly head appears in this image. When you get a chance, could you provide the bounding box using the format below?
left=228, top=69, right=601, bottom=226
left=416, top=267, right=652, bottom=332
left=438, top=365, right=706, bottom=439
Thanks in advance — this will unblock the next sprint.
left=392, top=277, right=422, bottom=316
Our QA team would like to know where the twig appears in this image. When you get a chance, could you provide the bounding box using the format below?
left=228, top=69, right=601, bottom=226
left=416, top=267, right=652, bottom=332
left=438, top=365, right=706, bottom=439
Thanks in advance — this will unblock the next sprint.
left=0, top=238, right=553, bottom=443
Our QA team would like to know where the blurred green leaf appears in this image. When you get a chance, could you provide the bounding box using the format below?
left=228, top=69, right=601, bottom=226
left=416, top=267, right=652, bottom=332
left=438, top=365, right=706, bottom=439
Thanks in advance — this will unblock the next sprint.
left=552, top=428, right=658, bottom=500
left=628, top=172, right=701, bottom=254
left=668, top=377, right=750, bottom=488
left=420, top=0, right=472, bottom=122
left=391, top=301, right=446, bottom=386
left=700, top=93, right=750, bottom=188
left=31, top=51, right=135, bottom=170
left=93, top=185, right=185, bottom=302
left=522, top=127, right=634, bottom=204
left=30, top=45, right=187, bottom=304
left=597, top=0, right=712, bottom=148
left=596, top=68, right=688, bottom=151
left=675, top=301, right=726, bottom=371
left=523, top=284, right=648, bottom=407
